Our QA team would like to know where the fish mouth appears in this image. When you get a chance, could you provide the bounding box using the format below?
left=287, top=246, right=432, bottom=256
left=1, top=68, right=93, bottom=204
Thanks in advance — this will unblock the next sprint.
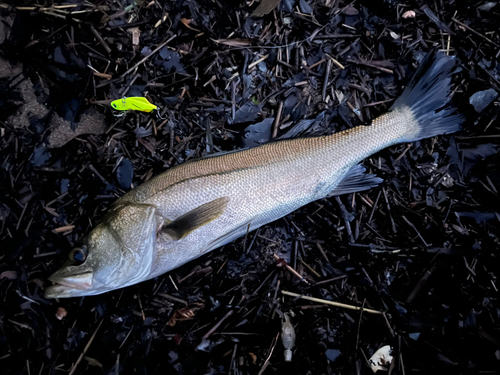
left=45, top=271, right=93, bottom=298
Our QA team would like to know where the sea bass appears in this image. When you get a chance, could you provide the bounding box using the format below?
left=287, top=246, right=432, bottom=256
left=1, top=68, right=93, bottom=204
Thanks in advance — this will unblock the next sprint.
left=45, top=51, right=464, bottom=298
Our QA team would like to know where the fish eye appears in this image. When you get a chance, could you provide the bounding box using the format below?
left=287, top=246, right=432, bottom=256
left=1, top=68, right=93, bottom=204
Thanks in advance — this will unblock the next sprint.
left=70, top=246, right=88, bottom=263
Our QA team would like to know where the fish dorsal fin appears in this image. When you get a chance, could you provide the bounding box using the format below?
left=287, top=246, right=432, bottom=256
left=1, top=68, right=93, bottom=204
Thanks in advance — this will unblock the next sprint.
left=327, top=164, right=383, bottom=197
left=164, top=197, right=230, bottom=240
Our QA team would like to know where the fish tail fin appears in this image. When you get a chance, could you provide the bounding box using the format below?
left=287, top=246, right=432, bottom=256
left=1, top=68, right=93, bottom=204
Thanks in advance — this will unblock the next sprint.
left=391, top=50, right=465, bottom=142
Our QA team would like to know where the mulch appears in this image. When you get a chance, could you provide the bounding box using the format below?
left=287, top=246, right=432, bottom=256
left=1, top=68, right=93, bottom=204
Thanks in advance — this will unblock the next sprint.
left=0, top=1, right=499, bottom=374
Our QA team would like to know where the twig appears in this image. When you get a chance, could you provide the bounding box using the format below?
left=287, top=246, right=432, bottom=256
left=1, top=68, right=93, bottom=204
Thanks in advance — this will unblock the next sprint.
left=53, top=225, right=75, bottom=233
left=114, top=354, right=120, bottom=375
left=245, top=227, right=260, bottom=254
left=359, top=195, right=373, bottom=207
left=251, top=270, right=275, bottom=296
left=395, top=144, right=412, bottom=161
left=382, top=312, right=396, bottom=338
left=325, top=53, right=345, bottom=69
left=368, top=190, right=382, bottom=224
left=382, top=188, right=396, bottom=234
left=137, top=293, right=145, bottom=320
left=335, top=196, right=354, bottom=243
left=202, top=310, right=234, bottom=339
left=277, top=59, right=295, bottom=69
left=118, top=72, right=140, bottom=96
left=308, top=58, right=325, bottom=70
left=456, top=134, right=500, bottom=140
left=348, top=83, right=371, bottom=97
left=257, top=333, right=280, bottom=375
left=16, top=202, right=28, bottom=231
left=464, top=256, right=477, bottom=278
left=231, top=80, right=236, bottom=121
left=402, top=215, right=428, bottom=247
left=347, top=101, right=363, bottom=121
left=90, top=25, right=111, bottom=55
left=158, top=293, right=188, bottom=306
left=315, top=33, right=361, bottom=39
left=248, top=54, right=269, bottom=70
left=273, top=254, right=309, bottom=284
left=120, top=35, right=177, bottom=78
left=364, top=98, right=395, bottom=107
left=119, top=326, right=134, bottom=349
left=272, top=102, right=283, bottom=138
left=315, top=243, right=329, bottom=263
left=406, top=261, right=438, bottom=303
left=229, top=343, right=238, bottom=374
left=169, top=275, right=179, bottom=291
left=355, top=299, right=366, bottom=354
left=350, top=59, right=393, bottom=74
left=69, top=320, right=104, bottom=375
left=205, top=117, right=213, bottom=154
left=281, top=290, right=382, bottom=314
left=322, top=58, right=332, bottom=101
left=88, top=164, right=109, bottom=185
left=298, top=258, right=321, bottom=278
left=314, top=275, right=347, bottom=286
left=451, top=17, right=500, bottom=47
left=0, top=4, right=78, bottom=10
left=242, top=223, right=251, bottom=253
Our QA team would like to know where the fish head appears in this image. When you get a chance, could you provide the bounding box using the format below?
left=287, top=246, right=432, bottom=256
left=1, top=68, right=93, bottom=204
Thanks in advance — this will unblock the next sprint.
left=45, top=203, right=160, bottom=298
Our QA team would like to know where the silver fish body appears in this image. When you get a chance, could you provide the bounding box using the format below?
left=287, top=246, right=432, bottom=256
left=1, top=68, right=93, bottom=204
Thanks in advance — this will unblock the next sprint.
left=45, top=51, right=464, bottom=298
left=119, top=107, right=413, bottom=280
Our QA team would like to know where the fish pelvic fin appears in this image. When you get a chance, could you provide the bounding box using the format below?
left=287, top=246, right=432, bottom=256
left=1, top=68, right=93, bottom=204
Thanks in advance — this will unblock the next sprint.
left=391, top=50, right=465, bottom=142
left=164, top=197, right=230, bottom=240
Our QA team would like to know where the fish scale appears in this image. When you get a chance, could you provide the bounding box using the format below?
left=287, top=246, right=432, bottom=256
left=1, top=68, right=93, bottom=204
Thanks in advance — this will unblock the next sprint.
left=135, top=107, right=416, bottom=278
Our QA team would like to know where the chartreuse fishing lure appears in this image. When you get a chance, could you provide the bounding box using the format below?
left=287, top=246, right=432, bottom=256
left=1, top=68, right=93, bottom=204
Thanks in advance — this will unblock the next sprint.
left=111, top=97, right=158, bottom=113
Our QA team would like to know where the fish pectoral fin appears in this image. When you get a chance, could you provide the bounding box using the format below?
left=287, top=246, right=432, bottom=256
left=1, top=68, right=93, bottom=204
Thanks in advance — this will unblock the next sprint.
left=163, top=197, right=230, bottom=240
left=327, top=164, right=383, bottom=197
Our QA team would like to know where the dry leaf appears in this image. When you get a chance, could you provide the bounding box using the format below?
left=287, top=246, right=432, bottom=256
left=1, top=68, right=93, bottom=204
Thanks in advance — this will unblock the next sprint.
left=167, top=304, right=203, bottom=326
left=369, top=345, right=393, bottom=372
left=0, top=270, right=18, bottom=280
left=249, top=352, right=257, bottom=363
left=252, top=0, right=281, bottom=17
left=84, top=357, right=103, bottom=368
left=181, top=18, right=201, bottom=32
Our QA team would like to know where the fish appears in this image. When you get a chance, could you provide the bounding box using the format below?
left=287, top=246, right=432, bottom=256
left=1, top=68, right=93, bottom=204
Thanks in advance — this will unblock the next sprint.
left=45, top=51, right=464, bottom=298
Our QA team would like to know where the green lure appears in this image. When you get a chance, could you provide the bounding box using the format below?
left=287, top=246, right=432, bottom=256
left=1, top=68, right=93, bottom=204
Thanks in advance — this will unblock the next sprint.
left=111, top=97, right=158, bottom=113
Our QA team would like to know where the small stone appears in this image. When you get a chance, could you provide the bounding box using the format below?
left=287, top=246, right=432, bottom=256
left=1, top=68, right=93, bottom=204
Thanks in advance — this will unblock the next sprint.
left=402, top=10, right=416, bottom=19
left=469, top=89, right=498, bottom=113
left=325, top=348, right=341, bottom=362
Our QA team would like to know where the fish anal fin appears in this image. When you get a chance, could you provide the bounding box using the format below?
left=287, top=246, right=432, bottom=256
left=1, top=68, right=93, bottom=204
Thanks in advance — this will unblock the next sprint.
left=164, top=197, right=230, bottom=240
left=327, top=164, right=383, bottom=197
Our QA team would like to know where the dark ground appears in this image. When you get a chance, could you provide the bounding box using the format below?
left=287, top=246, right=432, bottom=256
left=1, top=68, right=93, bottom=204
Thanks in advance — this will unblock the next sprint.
left=1, top=0, right=500, bottom=374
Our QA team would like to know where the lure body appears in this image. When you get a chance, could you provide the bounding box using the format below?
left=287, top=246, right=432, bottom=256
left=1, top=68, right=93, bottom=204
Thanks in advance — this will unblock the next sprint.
left=111, top=97, right=158, bottom=113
